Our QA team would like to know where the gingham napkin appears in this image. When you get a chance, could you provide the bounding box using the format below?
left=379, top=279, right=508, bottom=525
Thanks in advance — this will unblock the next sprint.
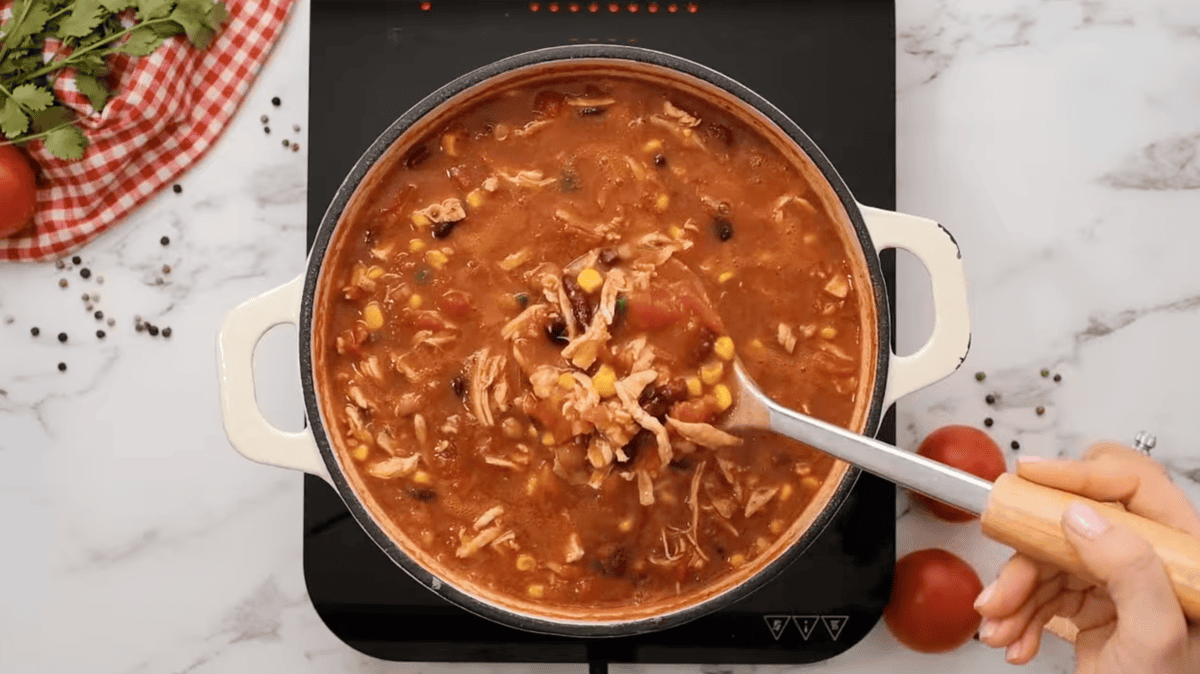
left=0, top=0, right=294, bottom=262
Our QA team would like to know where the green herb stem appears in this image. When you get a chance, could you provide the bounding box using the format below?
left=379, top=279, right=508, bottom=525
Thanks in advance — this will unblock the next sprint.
left=0, top=118, right=78, bottom=146
left=13, top=17, right=174, bottom=85
left=0, top=0, right=35, bottom=66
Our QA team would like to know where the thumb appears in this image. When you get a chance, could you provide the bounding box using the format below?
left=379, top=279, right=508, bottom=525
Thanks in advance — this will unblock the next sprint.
left=1062, top=502, right=1189, bottom=659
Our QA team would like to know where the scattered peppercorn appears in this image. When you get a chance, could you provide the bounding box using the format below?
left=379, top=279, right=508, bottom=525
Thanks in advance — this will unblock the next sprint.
left=80, top=268, right=91, bottom=279
left=271, top=96, right=281, bottom=106
left=160, top=236, right=170, bottom=246
left=172, top=184, right=182, bottom=194
left=82, top=293, right=90, bottom=301
left=264, top=126, right=271, bottom=134
left=96, top=275, right=104, bottom=284
left=57, top=362, right=66, bottom=372
left=148, top=325, right=159, bottom=336
left=90, top=293, right=99, bottom=302
left=94, top=311, right=103, bottom=320
left=260, top=115, right=269, bottom=123
left=135, top=323, right=145, bottom=332
left=72, top=255, right=81, bottom=265
left=975, top=371, right=986, bottom=381
left=162, top=264, right=172, bottom=274
left=983, top=417, right=994, bottom=427
left=59, top=279, right=68, bottom=288
left=96, top=330, right=106, bottom=339
left=292, top=143, right=300, bottom=153
left=30, top=327, right=39, bottom=336
left=1053, top=374, right=1061, bottom=382
left=1011, top=441, right=1020, bottom=450
left=1040, top=368, right=1049, bottom=378
left=293, top=124, right=300, bottom=132
left=55, top=260, right=65, bottom=270
left=1035, top=406, right=1045, bottom=416
left=57, top=332, right=67, bottom=343
left=162, top=327, right=172, bottom=338
left=106, top=318, right=115, bottom=327
left=985, top=394, right=996, bottom=405
left=155, top=278, right=164, bottom=286
left=282, top=139, right=289, bottom=147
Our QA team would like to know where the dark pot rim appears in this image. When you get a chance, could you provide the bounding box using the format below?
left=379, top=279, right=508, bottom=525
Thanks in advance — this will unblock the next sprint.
left=298, top=44, right=891, bottom=638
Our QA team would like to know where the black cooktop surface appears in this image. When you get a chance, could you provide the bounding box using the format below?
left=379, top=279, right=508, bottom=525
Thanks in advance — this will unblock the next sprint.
left=305, top=0, right=896, bottom=666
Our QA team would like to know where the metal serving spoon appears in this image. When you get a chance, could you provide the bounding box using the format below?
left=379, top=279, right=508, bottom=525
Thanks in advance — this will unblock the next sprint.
left=724, top=361, right=1200, bottom=621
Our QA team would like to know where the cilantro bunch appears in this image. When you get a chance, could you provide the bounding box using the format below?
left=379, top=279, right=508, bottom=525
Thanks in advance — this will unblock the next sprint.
left=0, top=0, right=228, bottom=160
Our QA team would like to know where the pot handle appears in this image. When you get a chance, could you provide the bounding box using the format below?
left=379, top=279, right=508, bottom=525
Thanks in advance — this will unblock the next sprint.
left=858, top=205, right=971, bottom=408
left=216, top=273, right=330, bottom=482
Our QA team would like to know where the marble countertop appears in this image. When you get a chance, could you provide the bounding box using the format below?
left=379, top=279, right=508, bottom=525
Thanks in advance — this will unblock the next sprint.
left=2, top=0, right=1198, bottom=672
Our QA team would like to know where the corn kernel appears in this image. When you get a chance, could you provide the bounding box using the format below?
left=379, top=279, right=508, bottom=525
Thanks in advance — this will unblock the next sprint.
left=516, top=555, right=537, bottom=571
left=751, top=338, right=764, bottom=349
left=426, top=250, right=449, bottom=270
left=756, top=537, right=770, bottom=553
left=668, top=225, right=683, bottom=239
left=408, top=294, right=423, bottom=309
left=779, top=483, right=794, bottom=501
left=700, top=361, right=724, bottom=386
left=466, top=189, right=484, bottom=208
left=528, top=426, right=538, bottom=438
left=803, top=233, right=818, bottom=244
left=412, top=212, right=431, bottom=228
left=526, top=475, right=538, bottom=495
left=576, top=268, right=604, bottom=294
left=713, top=384, right=733, bottom=411
left=353, top=428, right=372, bottom=444
left=591, top=364, right=617, bottom=398
left=409, top=238, right=426, bottom=253
left=542, top=432, right=555, bottom=446
left=413, top=471, right=433, bottom=485
left=801, top=476, right=821, bottom=492
left=363, top=302, right=384, bottom=331
left=686, top=376, right=702, bottom=398
left=714, top=336, right=735, bottom=361
left=642, top=139, right=663, bottom=153
left=527, top=584, right=545, bottom=598
left=654, top=194, right=670, bottom=212
left=717, top=271, right=735, bottom=284
left=351, top=445, right=369, bottom=461
left=769, top=519, right=785, bottom=535
left=557, top=373, right=576, bottom=389
left=442, top=132, right=458, bottom=157
left=820, top=326, right=838, bottom=339
left=618, top=517, right=634, bottom=533
left=729, top=553, right=746, bottom=568
left=682, top=128, right=693, bottom=138
left=367, top=266, right=385, bottom=279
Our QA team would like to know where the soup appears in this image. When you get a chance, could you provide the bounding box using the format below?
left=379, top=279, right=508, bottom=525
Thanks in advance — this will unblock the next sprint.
left=313, top=74, right=874, bottom=614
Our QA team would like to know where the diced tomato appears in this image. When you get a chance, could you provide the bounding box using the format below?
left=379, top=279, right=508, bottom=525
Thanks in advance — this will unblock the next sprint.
left=438, top=290, right=474, bottom=320
left=669, top=396, right=720, bottom=423
left=626, top=289, right=685, bottom=331
left=410, top=310, right=453, bottom=332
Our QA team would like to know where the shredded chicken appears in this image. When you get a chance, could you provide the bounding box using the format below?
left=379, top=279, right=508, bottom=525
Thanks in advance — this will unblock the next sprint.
left=456, top=525, right=503, bottom=558
left=413, top=414, right=428, bottom=445
left=367, top=454, right=419, bottom=479
left=777, top=323, right=798, bottom=354
left=615, top=374, right=672, bottom=467
left=361, top=355, right=385, bottom=380
left=564, top=533, right=584, bottom=563
left=348, top=386, right=372, bottom=411
left=413, top=198, right=466, bottom=224
left=567, top=95, right=617, bottom=107
left=467, top=348, right=506, bottom=426
left=666, top=417, right=743, bottom=449
left=375, top=429, right=397, bottom=455
left=473, top=505, right=505, bottom=531
left=637, top=469, right=655, bottom=506
left=512, top=119, right=551, bottom=137
left=561, top=318, right=609, bottom=370
left=498, top=169, right=556, bottom=188
left=633, top=231, right=693, bottom=268
left=663, top=100, right=701, bottom=127
left=771, top=194, right=818, bottom=224
left=744, top=486, right=779, bottom=518
left=481, top=176, right=499, bottom=192
left=501, top=304, right=551, bottom=341
left=484, top=456, right=521, bottom=469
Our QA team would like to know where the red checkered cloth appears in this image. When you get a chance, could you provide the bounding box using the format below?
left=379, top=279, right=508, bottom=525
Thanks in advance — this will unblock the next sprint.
left=0, top=0, right=294, bottom=262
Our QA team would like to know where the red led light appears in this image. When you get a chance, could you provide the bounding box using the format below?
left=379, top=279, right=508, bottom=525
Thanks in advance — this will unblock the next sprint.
left=687, top=2, right=697, bottom=12
left=589, top=2, right=599, bottom=11
left=667, top=3, right=678, bottom=12
left=529, top=1, right=540, bottom=10
left=648, top=2, right=659, bottom=12
left=627, top=2, right=639, bottom=11
left=608, top=2, right=619, bottom=11
left=419, top=0, right=431, bottom=9
left=569, top=2, right=580, bottom=10
left=549, top=1, right=560, bottom=10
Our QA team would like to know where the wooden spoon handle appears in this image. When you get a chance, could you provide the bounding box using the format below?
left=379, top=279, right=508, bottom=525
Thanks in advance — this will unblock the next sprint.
left=982, top=473, right=1200, bottom=622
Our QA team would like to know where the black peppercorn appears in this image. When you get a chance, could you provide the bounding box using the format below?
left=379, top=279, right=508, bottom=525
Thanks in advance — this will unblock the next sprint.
left=985, top=394, right=996, bottom=405
left=30, top=327, right=39, bottom=336
left=1040, top=368, right=1049, bottom=378
left=1035, top=406, right=1045, bottom=416
left=72, top=255, right=81, bottom=265
left=148, top=325, right=159, bottom=336
left=713, top=216, right=734, bottom=241
left=57, top=332, right=67, bottom=343
left=160, top=236, right=170, bottom=246
left=80, top=268, right=91, bottom=279
left=260, top=115, right=269, bottom=124
left=283, top=139, right=289, bottom=147
left=59, top=279, right=68, bottom=288
left=162, top=264, right=172, bottom=274
left=94, top=311, right=103, bottom=320
left=172, top=184, right=182, bottom=194
left=975, top=371, right=986, bottom=381
left=293, top=124, right=301, bottom=133
left=55, top=260, right=65, bottom=270
left=57, top=362, right=66, bottom=372
left=135, top=323, right=145, bottom=332
left=264, top=126, right=270, bottom=134
left=984, top=417, right=993, bottom=427
left=271, top=96, right=281, bottom=106
left=82, top=293, right=90, bottom=301
left=1053, top=374, right=1061, bottom=382
left=162, top=327, right=172, bottom=338
left=1011, top=440, right=1020, bottom=450
left=96, top=330, right=105, bottom=339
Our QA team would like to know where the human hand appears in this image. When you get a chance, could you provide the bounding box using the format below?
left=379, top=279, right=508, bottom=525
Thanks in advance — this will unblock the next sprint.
left=974, top=442, right=1200, bottom=673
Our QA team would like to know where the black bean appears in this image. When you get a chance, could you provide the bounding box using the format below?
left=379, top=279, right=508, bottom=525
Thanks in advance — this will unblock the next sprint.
left=546, top=317, right=569, bottom=345
left=669, top=456, right=694, bottom=472
left=983, top=417, right=994, bottom=427
left=431, top=219, right=458, bottom=239
left=57, top=332, right=67, bottom=343
left=411, top=488, right=436, bottom=502
left=653, top=153, right=666, bottom=168
left=1053, top=374, right=1062, bottom=382
left=577, top=106, right=606, bottom=117
left=106, top=318, right=115, bottom=327
left=688, top=327, right=718, bottom=366
left=96, top=330, right=105, bottom=339
left=160, top=236, right=170, bottom=246
left=704, top=122, right=733, bottom=146
left=985, top=394, right=996, bottom=405
left=975, top=371, right=986, bottom=382
left=402, top=143, right=430, bottom=169
left=561, top=275, right=593, bottom=328
left=713, top=216, right=734, bottom=241
left=172, top=184, right=182, bottom=194
left=450, top=374, right=468, bottom=400
left=1011, top=440, right=1020, bottom=450
left=271, top=97, right=281, bottom=106
left=30, top=327, right=39, bottom=336
left=72, top=255, right=81, bottom=265
left=57, top=362, right=66, bottom=372
left=621, top=429, right=654, bottom=464
left=162, top=327, right=172, bottom=338
left=639, top=380, right=688, bottom=421
left=79, top=267, right=90, bottom=278
left=598, top=248, right=619, bottom=267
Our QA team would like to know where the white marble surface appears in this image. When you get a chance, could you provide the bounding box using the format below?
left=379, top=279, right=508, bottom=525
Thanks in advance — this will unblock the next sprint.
left=2, top=0, right=1199, bottom=672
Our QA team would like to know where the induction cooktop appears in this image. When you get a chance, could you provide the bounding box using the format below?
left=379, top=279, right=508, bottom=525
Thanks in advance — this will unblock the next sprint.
left=304, top=1, right=897, bottom=668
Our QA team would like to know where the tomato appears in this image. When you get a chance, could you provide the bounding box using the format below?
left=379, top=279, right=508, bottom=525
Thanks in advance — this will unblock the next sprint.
left=885, top=548, right=983, bottom=654
left=0, top=144, right=37, bottom=238
left=913, top=425, right=1006, bottom=522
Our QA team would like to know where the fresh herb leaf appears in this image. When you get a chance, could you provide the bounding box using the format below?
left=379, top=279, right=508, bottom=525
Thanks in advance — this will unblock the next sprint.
left=117, top=24, right=165, bottom=55
left=137, top=0, right=173, bottom=22
left=59, top=0, right=107, bottom=39
left=1, top=0, right=54, bottom=52
left=74, top=74, right=108, bottom=112
left=170, top=3, right=213, bottom=48
left=30, top=105, right=74, bottom=132
left=11, top=83, right=54, bottom=111
left=0, top=97, right=31, bottom=137
left=70, top=52, right=110, bottom=76
left=99, top=0, right=138, bottom=11
left=44, top=124, right=86, bottom=159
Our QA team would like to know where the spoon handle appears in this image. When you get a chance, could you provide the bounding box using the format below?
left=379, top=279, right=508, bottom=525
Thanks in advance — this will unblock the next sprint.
left=983, top=474, right=1200, bottom=622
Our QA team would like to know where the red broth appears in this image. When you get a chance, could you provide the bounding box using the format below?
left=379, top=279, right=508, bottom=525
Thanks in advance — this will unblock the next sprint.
left=314, top=75, right=874, bottom=613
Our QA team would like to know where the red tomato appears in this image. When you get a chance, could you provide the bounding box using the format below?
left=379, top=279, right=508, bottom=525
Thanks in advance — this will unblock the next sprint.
left=885, top=548, right=983, bottom=654
left=0, top=144, right=37, bottom=238
left=914, top=425, right=1006, bottom=522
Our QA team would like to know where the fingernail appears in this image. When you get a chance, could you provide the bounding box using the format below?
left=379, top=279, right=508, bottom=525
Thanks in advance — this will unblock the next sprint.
left=1064, top=502, right=1110, bottom=540
left=1006, top=641, right=1022, bottom=663
left=974, top=580, right=996, bottom=609
left=978, top=618, right=997, bottom=642
left=1017, top=455, right=1047, bottom=465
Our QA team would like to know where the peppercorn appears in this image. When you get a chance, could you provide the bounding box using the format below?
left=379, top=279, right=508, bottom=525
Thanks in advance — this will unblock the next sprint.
left=96, top=330, right=105, bottom=339
left=292, top=143, right=300, bottom=153
left=162, top=327, right=172, bottom=338
left=1053, top=374, right=1061, bottom=383
left=713, top=216, right=734, bottom=241
left=985, top=394, right=996, bottom=405
left=30, top=327, right=39, bottom=336
left=82, top=293, right=90, bottom=301
left=162, top=264, right=172, bottom=274
left=155, top=278, right=164, bottom=286
left=55, top=260, right=65, bottom=270
left=160, top=236, right=170, bottom=246
left=80, top=268, right=91, bottom=279
left=283, top=139, right=290, bottom=147
left=1011, top=441, right=1020, bottom=450
left=135, top=323, right=145, bottom=332
left=94, top=311, right=103, bottom=320
left=72, top=255, right=81, bottom=265
left=983, top=417, right=993, bottom=427
left=57, top=332, right=67, bottom=343
left=975, top=371, right=986, bottom=381
left=261, top=115, right=269, bottom=123
left=1040, top=368, right=1049, bottom=378
left=293, top=124, right=300, bottom=132
left=59, top=279, right=68, bottom=288
left=57, top=362, right=66, bottom=372
left=271, top=97, right=281, bottom=106
left=1036, top=406, right=1045, bottom=416
left=172, top=184, right=182, bottom=194
left=148, top=325, right=159, bottom=336
left=96, top=275, right=104, bottom=284
left=264, top=126, right=271, bottom=134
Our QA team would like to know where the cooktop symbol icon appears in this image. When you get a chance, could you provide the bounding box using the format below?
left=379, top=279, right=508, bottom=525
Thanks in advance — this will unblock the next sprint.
left=764, top=615, right=792, bottom=641
left=822, top=615, right=849, bottom=641
left=793, top=615, right=820, bottom=641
